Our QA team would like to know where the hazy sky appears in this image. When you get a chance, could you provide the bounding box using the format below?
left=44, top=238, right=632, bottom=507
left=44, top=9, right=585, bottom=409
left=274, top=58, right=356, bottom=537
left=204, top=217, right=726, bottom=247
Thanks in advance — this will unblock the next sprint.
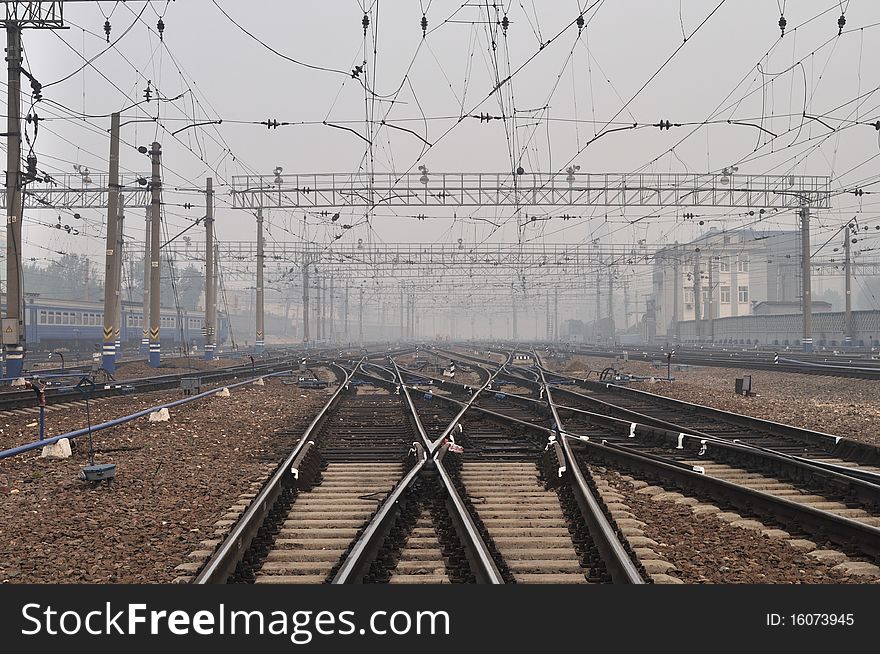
left=12, top=0, right=880, bottom=315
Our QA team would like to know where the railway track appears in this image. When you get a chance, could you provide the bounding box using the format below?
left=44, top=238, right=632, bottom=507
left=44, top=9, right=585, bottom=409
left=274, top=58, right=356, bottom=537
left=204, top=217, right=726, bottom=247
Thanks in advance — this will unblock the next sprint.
left=563, top=345, right=880, bottom=380
left=190, top=356, right=644, bottom=584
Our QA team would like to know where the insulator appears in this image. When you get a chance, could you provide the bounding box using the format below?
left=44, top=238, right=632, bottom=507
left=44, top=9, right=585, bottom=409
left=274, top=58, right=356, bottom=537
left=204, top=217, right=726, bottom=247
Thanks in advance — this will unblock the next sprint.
left=778, top=15, right=786, bottom=37
left=838, top=13, right=846, bottom=35
left=157, top=18, right=165, bottom=40
left=104, top=20, right=111, bottom=42
left=576, top=14, right=584, bottom=33
left=362, top=14, right=369, bottom=34
left=421, top=15, right=427, bottom=36
left=501, top=15, right=509, bottom=34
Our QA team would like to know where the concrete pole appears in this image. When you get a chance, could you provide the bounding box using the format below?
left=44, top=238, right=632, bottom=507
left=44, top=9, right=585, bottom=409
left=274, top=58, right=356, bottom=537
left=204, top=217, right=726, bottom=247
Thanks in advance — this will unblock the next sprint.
left=800, top=207, right=813, bottom=351
left=214, top=244, right=220, bottom=350
left=343, top=279, right=349, bottom=341
left=148, top=142, right=162, bottom=367
left=204, top=178, right=215, bottom=359
left=255, top=207, right=265, bottom=354
left=114, top=194, right=124, bottom=355
left=3, top=25, right=25, bottom=378
left=302, top=255, right=310, bottom=343
left=706, top=253, right=715, bottom=343
left=554, top=287, right=559, bottom=340
left=100, top=113, right=120, bottom=375
left=607, top=271, right=615, bottom=345
left=511, top=289, right=518, bottom=341
left=672, top=256, right=680, bottom=342
left=693, top=253, right=702, bottom=343
left=595, top=269, right=602, bottom=342
left=328, top=274, right=334, bottom=342
left=358, top=287, right=364, bottom=344
left=141, top=206, right=150, bottom=355
left=315, top=271, right=322, bottom=342
left=844, top=222, right=853, bottom=346
left=400, top=283, right=405, bottom=340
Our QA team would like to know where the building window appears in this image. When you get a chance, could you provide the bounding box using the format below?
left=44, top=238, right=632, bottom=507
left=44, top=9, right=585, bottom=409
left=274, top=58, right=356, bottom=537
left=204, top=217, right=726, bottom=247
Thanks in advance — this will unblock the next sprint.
left=39, top=310, right=47, bottom=324
left=738, top=285, right=749, bottom=303
left=720, top=286, right=731, bottom=303
left=684, top=288, right=695, bottom=304
left=737, top=258, right=749, bottom=273
left=719, top=257, right=730, bottom=272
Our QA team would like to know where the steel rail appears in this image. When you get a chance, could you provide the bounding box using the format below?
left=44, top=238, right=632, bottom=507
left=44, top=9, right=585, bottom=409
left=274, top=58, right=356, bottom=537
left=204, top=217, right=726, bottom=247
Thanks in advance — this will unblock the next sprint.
left=193, top=360, right=358, bottom=584
left=537, top=368, right=645, bottom=584
left=333, top=359, right=503, bottom=584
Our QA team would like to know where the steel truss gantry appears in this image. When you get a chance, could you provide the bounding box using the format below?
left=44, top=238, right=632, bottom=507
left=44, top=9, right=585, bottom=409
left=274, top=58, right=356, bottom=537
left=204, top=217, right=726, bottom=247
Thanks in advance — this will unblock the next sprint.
left=230, top=172, right=832, bottom=210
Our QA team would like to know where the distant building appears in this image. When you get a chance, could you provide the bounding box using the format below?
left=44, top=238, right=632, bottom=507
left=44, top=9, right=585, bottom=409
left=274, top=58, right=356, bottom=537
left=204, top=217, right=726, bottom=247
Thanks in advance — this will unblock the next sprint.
left=651, top=228, right=801, bottom=341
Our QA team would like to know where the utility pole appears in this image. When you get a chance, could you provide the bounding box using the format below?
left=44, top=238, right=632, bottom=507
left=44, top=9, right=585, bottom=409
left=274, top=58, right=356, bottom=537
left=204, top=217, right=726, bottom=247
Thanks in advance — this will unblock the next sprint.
left=141, top=206, right=150, bottom=355
left=358, top=286, right=364, bottom=344
left=148, top=142, right=162, bottom=367
left=114, top=193, right=124, bottom=355
left=214, top=244, right=220, bottom=349
left=328, top=274, right=334, bottom=342
left=343, top=278, right=349, bottom=341
left=671, top=254, right=680, bottom=342
left=315, top=270, right=322, bottom=342
left=554, top=288, right=559, bottom=340
left=101, top=113, right=121, bottom=375
left=400, top=283, right=405, bottom=340
left=844, top=222, right=853, bottom=347
left=302, top=255, right=310, bottom=344
left=2, top=23, right=24, bottom=378
left=693, top=253, right=702, bottom=343
left=800, top=206, right=813, bottom=352
left=595, top=269, right=602, bottom=343
left=204, top=177, right=215, bottom=360
left=511, top=289, right=518, bottom=341
left=607, top=271, right=615, bottom=344
left=706, top=253, right=715, bottom=343
left=255, top=207, right=264, bottom=354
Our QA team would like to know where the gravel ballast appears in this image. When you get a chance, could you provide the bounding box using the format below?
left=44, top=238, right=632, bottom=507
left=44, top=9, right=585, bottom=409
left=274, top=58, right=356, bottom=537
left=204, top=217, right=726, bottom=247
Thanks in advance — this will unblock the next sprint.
left=550, top=355, right=880, bottom=444
left=0, top=377, right=333, bottom=583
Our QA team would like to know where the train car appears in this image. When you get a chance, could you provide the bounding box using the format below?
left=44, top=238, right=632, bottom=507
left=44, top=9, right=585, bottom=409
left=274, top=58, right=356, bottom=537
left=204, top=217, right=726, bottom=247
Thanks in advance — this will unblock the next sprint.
left=2, top=295, right=228, bottom=353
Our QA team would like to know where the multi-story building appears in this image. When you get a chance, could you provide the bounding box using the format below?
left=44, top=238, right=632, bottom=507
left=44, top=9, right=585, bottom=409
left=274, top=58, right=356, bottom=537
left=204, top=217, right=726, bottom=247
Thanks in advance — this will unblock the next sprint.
left=651, top=228, right=801, bottom=341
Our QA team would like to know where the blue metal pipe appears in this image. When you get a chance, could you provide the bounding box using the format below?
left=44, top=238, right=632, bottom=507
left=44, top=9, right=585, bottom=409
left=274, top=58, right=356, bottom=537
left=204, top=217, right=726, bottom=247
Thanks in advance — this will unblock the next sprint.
left=0, top=370, right=293, bottom=460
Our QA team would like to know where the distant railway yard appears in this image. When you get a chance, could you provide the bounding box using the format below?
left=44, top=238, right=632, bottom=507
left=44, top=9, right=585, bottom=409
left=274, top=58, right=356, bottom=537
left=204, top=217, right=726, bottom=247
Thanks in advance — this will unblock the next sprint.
left=2, top=344, right=878, bottom=585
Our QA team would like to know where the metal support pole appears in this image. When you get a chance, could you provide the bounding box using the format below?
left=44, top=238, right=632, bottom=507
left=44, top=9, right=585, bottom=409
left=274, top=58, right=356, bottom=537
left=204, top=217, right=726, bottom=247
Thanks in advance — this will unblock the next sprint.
left=328, top=274, right=334, bottom=342
left=400, top=283, right=405, bottom=340
left=315, top=271, right=322, bottom=342
left=595, top=269, right=601, bottom=343
left=204, top=178, right=215, bottom=359
left=101, top=113, right=121, bottom=375
left=141, top=206, right=150, bottom=354
left=343, top=279, right=349, bottom=341
left=706, top=254, right=715, bottom=343
left=511, top=290, right=518, bottom=341
left=693, top=254, right=702, bottom=343
left=3, top=25, right=24, bottom=379
left=302, top=255, right=310, bottom=343
left=843, top=223, right=852, bottom=346
left=800, top=206, right=813, bottom=352
left=148, top=142, right=162, bottom=367
left=672, top=255, right=680, bottom=342
left=607, top=271, right=615, bottom=344
left=255, top=207, right=264, bottom=354
left=358, top=287, right=364, bottom=344
left=114, top=194, right=124, bottom=356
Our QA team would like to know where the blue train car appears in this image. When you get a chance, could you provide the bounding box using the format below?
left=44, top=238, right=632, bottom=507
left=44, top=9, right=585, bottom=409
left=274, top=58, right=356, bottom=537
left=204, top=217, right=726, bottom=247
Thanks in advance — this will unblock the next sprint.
left=3, top=295, right=228, bottom=353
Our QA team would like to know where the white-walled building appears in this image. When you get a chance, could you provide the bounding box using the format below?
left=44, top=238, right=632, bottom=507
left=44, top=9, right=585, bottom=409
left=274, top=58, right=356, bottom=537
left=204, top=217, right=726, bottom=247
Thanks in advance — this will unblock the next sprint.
left=651, top=228, right=801, bottom=340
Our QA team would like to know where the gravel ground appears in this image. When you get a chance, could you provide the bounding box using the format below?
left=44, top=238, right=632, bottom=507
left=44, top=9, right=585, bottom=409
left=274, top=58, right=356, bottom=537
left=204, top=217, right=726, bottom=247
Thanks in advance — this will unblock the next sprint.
left=112, top=357, right=243, bottom=381
left=548, top=355, right=880, bottom=444
left=0, top=364, right=283, bottom=451
left=592, top=466, right=862, bottom=584
left=0, top=376, right=334, bottom=583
